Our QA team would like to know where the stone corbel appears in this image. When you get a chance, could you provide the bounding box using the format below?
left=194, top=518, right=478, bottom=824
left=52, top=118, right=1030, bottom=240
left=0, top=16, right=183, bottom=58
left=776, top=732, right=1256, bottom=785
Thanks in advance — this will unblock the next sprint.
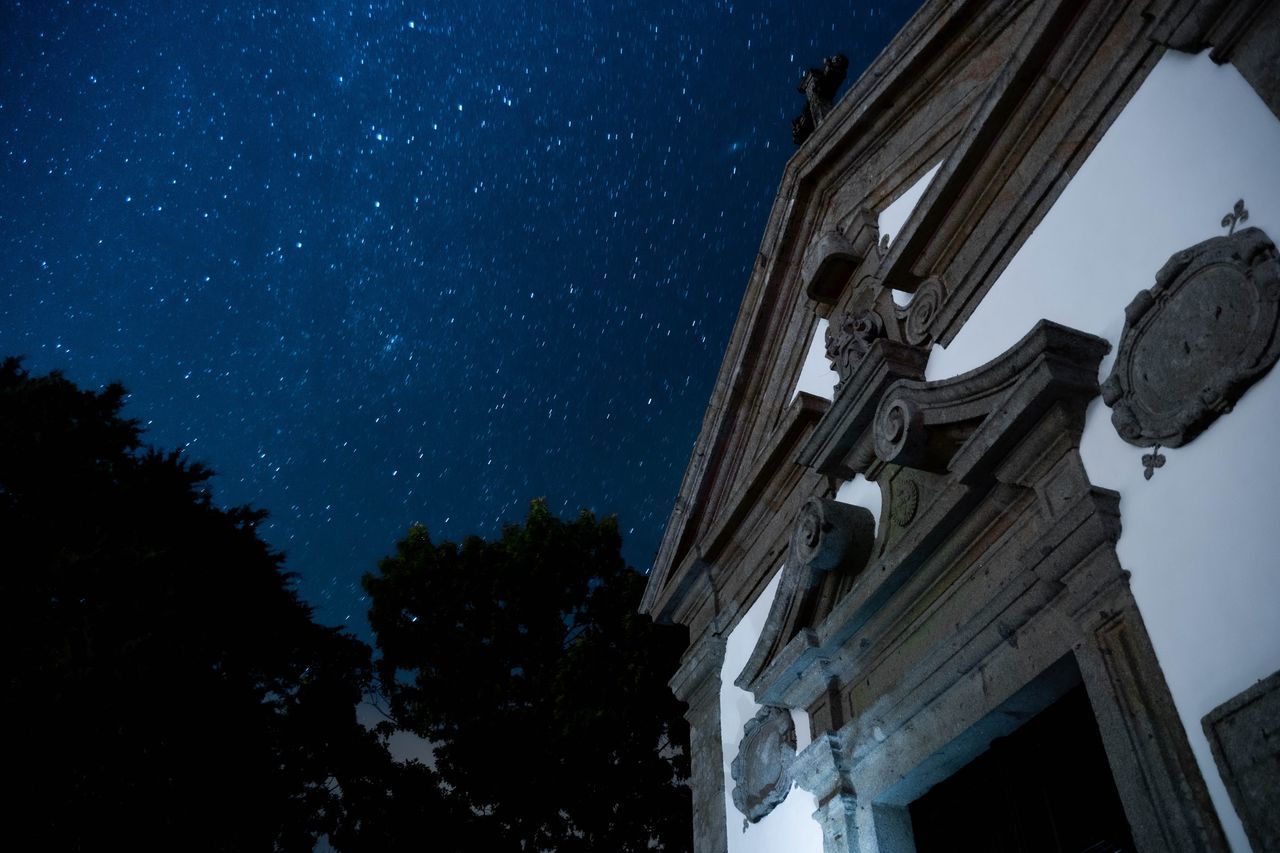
left=803, top=212, right=880, bottom=306
left=736, top=497, right=875, bottom=700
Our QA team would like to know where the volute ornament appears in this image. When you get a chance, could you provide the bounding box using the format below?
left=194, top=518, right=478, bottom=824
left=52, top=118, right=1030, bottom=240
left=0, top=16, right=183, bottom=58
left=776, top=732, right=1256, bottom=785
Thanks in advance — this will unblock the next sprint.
left=792, top=496, right=872, bottom=574
left=730, top=705, right=797, bottom=826
left=874, top=397, right=926, bottom=467
left=904, top=276, right=946, bottom=345
left=1101, top=224, right=1280, bottom=460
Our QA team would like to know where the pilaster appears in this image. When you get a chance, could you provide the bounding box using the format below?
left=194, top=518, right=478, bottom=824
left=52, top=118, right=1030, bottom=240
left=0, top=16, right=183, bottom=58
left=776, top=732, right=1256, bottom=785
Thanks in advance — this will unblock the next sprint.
left=671, top=631, right=729, bottom=853
left=791, top=732, right=859, bottom=853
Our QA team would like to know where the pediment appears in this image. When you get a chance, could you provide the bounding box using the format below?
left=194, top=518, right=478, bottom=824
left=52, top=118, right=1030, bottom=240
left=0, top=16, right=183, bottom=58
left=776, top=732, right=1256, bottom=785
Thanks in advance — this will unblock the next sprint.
left=642, top=0, right=1160, bottom=630
left=738, top=321, right=1110, bottom=704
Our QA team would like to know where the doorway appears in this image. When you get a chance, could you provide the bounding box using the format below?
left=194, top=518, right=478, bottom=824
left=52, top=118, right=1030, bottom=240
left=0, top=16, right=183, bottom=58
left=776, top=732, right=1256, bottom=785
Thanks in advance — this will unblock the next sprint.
left=909, top=685, right=1135, bottom=852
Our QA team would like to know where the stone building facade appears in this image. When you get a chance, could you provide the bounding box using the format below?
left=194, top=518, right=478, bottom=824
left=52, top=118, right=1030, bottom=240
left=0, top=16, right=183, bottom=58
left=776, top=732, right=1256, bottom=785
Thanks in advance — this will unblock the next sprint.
left=641, top=2, right=1280, bottom=851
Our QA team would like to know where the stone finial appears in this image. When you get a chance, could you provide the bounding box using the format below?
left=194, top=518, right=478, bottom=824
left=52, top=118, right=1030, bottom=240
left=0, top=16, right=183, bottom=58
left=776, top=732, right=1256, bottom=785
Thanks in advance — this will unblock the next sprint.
left=793, top=54, right=849, bottom=145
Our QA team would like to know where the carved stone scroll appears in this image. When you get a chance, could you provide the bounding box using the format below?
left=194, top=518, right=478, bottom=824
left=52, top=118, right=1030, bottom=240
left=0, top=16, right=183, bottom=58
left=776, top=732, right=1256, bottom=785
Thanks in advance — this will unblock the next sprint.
left=872, top=321, right=1111, bottom=478
left=903, top=276, right=946, bottom=345
left=730, top=705, right=798, bottom=825
left=736, top=498, right=876, bottom=697
left=1102, top=227, right=1280, bottom=450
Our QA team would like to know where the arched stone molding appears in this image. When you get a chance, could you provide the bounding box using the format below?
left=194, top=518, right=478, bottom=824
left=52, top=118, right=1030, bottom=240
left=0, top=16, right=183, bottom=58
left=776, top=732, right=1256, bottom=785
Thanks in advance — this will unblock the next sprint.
left=735, top=498, right=875, bottom=699
left=756, top=320, right=1226, bottom=851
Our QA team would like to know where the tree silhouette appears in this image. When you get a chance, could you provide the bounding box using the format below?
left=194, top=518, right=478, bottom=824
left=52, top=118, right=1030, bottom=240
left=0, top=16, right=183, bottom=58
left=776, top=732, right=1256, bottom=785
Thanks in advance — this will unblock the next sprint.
left=0, top=358, right=442, bottom=851
left=365, top=500, right=692, bottom=852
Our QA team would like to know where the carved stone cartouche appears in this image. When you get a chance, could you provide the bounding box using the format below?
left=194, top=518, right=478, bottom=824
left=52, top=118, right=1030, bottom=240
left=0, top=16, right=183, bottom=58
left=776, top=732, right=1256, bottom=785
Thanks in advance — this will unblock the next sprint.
left=730, top=705, right=797, bottom=826
left=1102, top=226, right=1280, bottom=451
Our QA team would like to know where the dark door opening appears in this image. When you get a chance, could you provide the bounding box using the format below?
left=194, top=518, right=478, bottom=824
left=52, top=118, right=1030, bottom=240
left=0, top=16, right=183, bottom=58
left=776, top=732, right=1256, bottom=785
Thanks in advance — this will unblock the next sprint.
left=909, top=684, right=1136, bottom=853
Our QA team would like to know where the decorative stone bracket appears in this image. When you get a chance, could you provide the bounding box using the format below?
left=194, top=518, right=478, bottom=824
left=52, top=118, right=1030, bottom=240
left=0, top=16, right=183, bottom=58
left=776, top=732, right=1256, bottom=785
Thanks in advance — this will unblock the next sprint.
left=735, top=497, right=875, bottom=698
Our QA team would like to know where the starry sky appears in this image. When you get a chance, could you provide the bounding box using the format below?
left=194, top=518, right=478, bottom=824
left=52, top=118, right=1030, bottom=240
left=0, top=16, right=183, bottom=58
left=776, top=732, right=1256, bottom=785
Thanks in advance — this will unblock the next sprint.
left=3, top=0, right=921, bottom=638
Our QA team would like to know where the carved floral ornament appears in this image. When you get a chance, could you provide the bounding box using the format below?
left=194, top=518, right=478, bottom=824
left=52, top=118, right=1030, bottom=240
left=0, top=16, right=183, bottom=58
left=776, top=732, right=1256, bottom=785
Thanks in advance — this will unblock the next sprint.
left=1102, top=216, right=1280, bottom=477
left=821, top=277, right=948, bottom=397
left=824, top=308, right=884, bottom=393
left=730, top=705, right=797, bottom=827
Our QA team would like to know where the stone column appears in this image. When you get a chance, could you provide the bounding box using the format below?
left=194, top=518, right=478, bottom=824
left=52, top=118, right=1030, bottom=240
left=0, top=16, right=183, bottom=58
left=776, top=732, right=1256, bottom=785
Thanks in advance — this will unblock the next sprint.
left=671, top=632, right=728, bottom=853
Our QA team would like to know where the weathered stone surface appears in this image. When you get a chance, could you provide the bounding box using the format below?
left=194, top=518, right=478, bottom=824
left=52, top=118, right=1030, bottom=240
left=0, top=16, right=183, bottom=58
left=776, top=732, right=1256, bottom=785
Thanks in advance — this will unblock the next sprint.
left=752, top=320, right=1225, bottom=852
left=642, top=3, right=1275, bottom=850
left=730, top=706, right=797, bottom=826
left=1102, top=226, right=1280, bottom=452
left=1148, top=0, right=1280, bottom=121
left=736, top=497, right=875, bottom=698
left=671, top=633, right=729, bottom=853
left=1202, top=669, right=1280, bottom=853
left=826, top=308, right=885, bottom=394
left=902, top=276, right=945, bottom=345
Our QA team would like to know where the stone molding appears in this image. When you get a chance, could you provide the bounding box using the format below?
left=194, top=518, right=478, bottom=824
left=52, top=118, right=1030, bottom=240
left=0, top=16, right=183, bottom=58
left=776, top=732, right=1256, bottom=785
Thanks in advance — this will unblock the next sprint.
left=790, top=733, right=860, bottom=853
left=1147, top=0, right=1280, bottom=121
left=643, top=391, right=827, bottom=628
left=671, top=633, right=729, bottom=853
left=642, top=2, right=1280, bottom=849
left=644, top=0, right=1025, bottom=620
left=646, top=0, right=1226, bottom=617
left=745, top=319, right=1225, bottom=851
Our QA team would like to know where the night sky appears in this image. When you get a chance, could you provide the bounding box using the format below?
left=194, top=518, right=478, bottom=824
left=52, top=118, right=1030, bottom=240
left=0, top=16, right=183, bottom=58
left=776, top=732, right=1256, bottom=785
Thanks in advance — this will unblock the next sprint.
left=3, top=1, right=920, bottom=638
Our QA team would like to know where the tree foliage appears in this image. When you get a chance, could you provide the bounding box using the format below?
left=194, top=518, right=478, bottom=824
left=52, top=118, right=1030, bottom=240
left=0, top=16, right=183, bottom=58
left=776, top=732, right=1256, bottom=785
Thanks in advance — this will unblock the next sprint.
left=365, top=499, right=692, bottom=852
left=0, top=358, right=442, bottom=851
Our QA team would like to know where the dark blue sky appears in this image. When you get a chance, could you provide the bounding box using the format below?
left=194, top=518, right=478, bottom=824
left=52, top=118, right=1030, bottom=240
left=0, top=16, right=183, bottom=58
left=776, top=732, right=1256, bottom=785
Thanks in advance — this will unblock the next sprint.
left=3, top=0, right=919, bottom=637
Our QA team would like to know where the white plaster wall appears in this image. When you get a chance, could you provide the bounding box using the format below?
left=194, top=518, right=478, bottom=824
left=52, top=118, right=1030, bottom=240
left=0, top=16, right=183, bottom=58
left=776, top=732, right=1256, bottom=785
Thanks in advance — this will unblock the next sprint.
left=925, top=50, right=1280, bottom=852
left=879, top=161, right=942, bottom=249
left=882, top=161, right=942, bottom=308
left=720, top=568, right=823, bottom=853
left=792, top=317, right=838, bottom=402
left=836, top=474, right=882, bottom=536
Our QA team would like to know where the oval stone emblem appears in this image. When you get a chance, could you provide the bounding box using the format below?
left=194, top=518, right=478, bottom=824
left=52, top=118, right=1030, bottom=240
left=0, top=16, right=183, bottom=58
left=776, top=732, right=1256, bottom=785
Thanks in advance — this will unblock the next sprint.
left=1102, top=228, right=1280, bottom=449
